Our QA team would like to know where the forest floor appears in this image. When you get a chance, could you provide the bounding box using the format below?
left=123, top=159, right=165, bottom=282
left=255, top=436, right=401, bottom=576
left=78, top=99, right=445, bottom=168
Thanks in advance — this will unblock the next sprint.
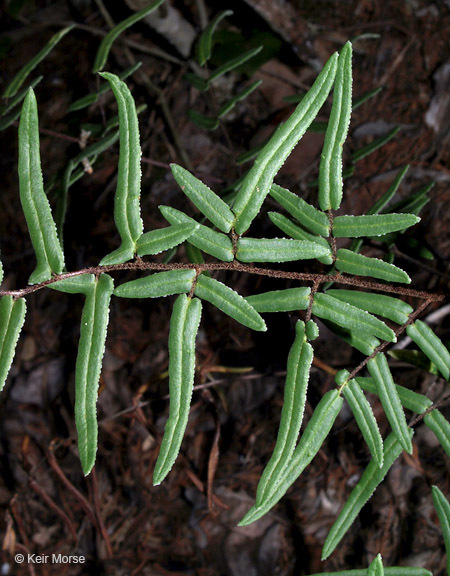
left=0, top=0, right=449, bottom=575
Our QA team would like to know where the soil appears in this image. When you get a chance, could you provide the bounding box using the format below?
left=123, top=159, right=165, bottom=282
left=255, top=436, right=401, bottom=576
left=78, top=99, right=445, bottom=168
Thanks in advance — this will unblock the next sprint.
left=0, top=1, right=449, bottom=575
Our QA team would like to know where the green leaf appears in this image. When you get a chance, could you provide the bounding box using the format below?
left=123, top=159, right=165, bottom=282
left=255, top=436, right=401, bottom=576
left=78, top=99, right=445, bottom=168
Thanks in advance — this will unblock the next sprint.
left=217, top=80, right=262, bottom=119
left=187, top=109, right=219, bottom=130
left=92, top=0, right=166, bottom=73
left=136, top=223, right=199, bottom=257
left=342, top=330, right=381, bottom=356
left=74, top=274, right=114, bottom=475
left=0, top=296, right=27, bottom=393
left=268, top=212, right=333, bottom=264
left=368, top=354, right=412, bottom=454
left=424, top=410, right=450, bottom=459
left=322, top=429, right=413, bottom=559
left=239, top=390, right=343, bottom=525
left=255, top=321, right=313, bottom=505
left=343, top=379, right=383, bottom=467
left=368, top=166, right=410, bottom=215
left=245, top=287, right=311, bottom=313
left=333, top=213, right=420, bottom=238
left=18, top=89, right=65, bottom=284
left=367, top=555, right=384, bottom=576
left=236, top=237, right=330, bottom=263
left=233, top=52, right=338, bottom=234
left=306, top=320, right=319, bottom=340
left=196, top=9, right=233, bottom=66
left=312, top=293, right=396, bottom=342
left=319, top=41, right=352, bottom=211
left=406, top=320, right=450, bottom=380
left=98, top=73, right=143, bottom=266
left=209, top=46, right=263, bottom=84
left=114, top=269, right=196, bottom=299
left=170, top=164, right=235, bottom=233
left=310, top=569, right=431, bottom=576
left=269, top=184, right=330, bottom=237
left=356, top=376, right=432, bottom=415
left=50, top=274, right=96, bottom=295
left=3, top=25, right=74, bottom=99
left=336, top=249, right=411, bottom=284
left=431, top=485, right=450, bottom=575
left=185, top=73, right=209, bottom=92
left=325, top=289, right=413, bottom=325
left=352, top=86, right=383, bottom=110
left=0, top=76, right=43, bottom=117
left=159, top=206, right=234, bottom=262
left=194, top=274, right=266, bottom=332
left=388, top=349, right=441, bottom=376
left=153, top=295, right=202, bottom=484
left=352, top=127, right=401, bottom=163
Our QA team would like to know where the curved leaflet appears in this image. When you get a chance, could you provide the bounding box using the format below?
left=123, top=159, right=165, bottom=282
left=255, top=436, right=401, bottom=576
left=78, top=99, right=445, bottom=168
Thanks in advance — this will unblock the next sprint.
left=136, top=223, right=199, bottom=257
left=245, top=287, right=310, bottom=313
left=196, top=10, right=233, bottom=66
left=312, top=293, right=396, bottom=342
left=0, top=296, right=27, bottom=393
left=343, top=379, right=383, bottom=467
left=406, top=320, right=450, bottom=380
left=368, top=354, right=412, bottom=454
left=233, top=52, right=338, bottom=234
left=99, top=73, right=143, bottom=265
left=236, top=237, right=329, bottom=262
left=159, top=206, right=234, bottom=261
left=336, top=249, right=411, bottom=284
left=92, top=0, right=166, bottom=73
left=194, top=274, right=266, bottom=332
left=431, top=485, right=450, bottom=575
left=18, top=89, right=65, bottom=284
left=356, top=377, right=432, bottom=415
left=424, top=410, right=450, bottom=459
left=322, top=429, right=413, bottom=559
left=170, top=164, right=234, bottom=233
left=319, top=41, right=352, bottom=211
left=153, top=295, right=202, bottom=485
left=114, top=269, right=196, bottom=299
left=255, top=321, right=313, bottom=505
left=239, top=390, right=343, bottom=525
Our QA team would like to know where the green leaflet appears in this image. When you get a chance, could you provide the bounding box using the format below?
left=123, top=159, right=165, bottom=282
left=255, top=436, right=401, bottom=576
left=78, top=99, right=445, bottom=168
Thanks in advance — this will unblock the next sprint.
left=196, top=10, right=233, bottom=66
left=99, top=73, right=143, bottom=265
left=170, top=164, right=235, bottom=233
left=236, top=237, right=329, bottom=263
left=325, top=289, right=413, bottom=325
left=306, top=320, right=319, bottom=340
left=318, top=41, right=352, bottom=211
left=424, top=410, right=450, bottom=459
left=255, top=321, right=313, bottom=505
left=268, top=212, right=333, bottom=264
left=0, top=296, right=27, bottom=393
left=114, top=269, right=196, bottom=299
left=218, top=80, right=262, bottom=119
left=336, top=249, right=411, bottom=284
left=0, top=75, right=43, bottom=117
left=431, top=485, right=450, bottom=575
left=245, top=287, right=311, bottom=313
left=343, top=380, right=383, bottom=467
left=233, top=52, right=338, bottom=234
left=368, top=354, right=412, bottom=454
left=74, top=274, right=114, bottom=475
left=322, top=429, right=413, bottom=559
left=187, top=110, right=219, bottom=131
left=239, top=390, right=343, bottom=526
left=136, top=223, right=199, bottom=257
left=209, top=46, right=263, bottom=84
left=194, top=274, right=266, bottom=332
left=333, top=213, right=420, bottom=238
left=3, top=25, right=74, bottom=99
left=153, top=295, right=202, bottom=485
left=342, top=331, right=381, bottom=356
left=310, top=569, right=431, bottom=576
left=312, top=293, right=396, bottom=342
left=352, top=127, right=401, bottom=163
left=356, top=377, right=432, bottom=415
left=18, top=89, right=65, bottom=284
left=50, top=274, right=96, bottom=295
left=367, top=555, right=384, bottom=576
left=352, top=86, right=383, bottom=110
left=269, top=185, right=330, bottom=236
left=406, top=320, right=450, bottom=380
left=92, top=0, right=166, bottom=73
left=159, top=206, right=234, bottom=262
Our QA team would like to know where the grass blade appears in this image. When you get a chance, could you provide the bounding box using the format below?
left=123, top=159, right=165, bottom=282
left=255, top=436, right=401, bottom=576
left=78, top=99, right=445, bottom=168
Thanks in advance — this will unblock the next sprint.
left=0, top=296, right=27, bottom=393
left=406, top=320, right=450, bottom=380
left=153, top=295, right=202, bottom=484
left=18, top=89, right=65, bottom=284
left=92, top=0, right=166, bottom=73
left=233, top=52, right=338, bottom=234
